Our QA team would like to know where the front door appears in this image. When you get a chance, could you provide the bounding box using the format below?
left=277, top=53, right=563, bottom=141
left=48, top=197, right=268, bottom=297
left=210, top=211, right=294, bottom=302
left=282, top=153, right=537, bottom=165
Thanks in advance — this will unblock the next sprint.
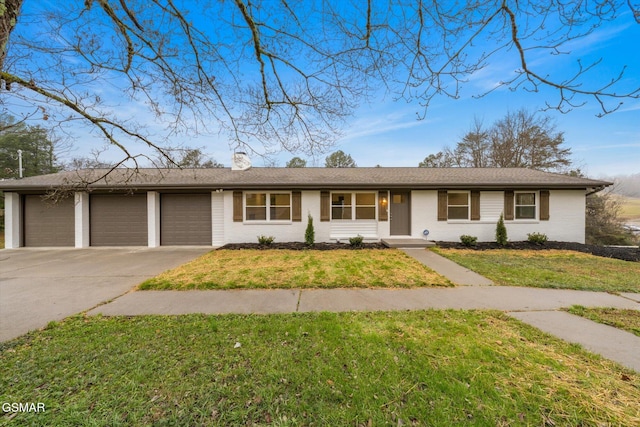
left=390, top=191, right=411, bottom=235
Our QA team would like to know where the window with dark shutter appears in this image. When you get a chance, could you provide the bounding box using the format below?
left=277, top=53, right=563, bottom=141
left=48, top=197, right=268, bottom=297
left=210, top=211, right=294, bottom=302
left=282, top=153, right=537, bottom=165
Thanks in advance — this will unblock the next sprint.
left=471, top=191, right=480, bottom=221
left=540, top=190, right=550, bottom=221
left=292, top=191, right=302, bottom=222
left=504, top=190, right=514, bottom=220
left=320, top=191, right=330, bottom=222
left=437, top=190, right=447, bottom=221
left=233, top=191, right=243, bottom=222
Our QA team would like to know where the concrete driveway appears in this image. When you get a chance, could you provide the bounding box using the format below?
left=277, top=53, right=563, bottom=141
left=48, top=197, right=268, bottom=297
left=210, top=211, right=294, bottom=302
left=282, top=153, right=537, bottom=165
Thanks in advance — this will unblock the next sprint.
left=0, top=247, right=210, bottom=342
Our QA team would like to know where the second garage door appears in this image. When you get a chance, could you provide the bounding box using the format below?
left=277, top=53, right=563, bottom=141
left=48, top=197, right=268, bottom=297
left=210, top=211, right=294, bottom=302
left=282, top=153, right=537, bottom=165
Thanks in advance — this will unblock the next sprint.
left=161, top=193, right=212, bottom=245
left=90, top=194, right=147, bottom=246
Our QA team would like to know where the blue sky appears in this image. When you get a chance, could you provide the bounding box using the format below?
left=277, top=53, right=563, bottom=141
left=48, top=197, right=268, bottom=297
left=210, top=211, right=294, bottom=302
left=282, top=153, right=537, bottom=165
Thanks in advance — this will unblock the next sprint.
left=267, top=13, right=640, bottom=176
left=8, top=2, right=640, bottom=178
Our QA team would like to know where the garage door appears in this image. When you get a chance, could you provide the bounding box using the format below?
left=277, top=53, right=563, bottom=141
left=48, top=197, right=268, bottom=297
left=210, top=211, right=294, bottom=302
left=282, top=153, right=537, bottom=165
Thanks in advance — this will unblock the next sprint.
left=90, top=194, right=147, bottom=246
left=23, top=195, right=75, bottom=247
left=161, top=193, right=212, bottom=245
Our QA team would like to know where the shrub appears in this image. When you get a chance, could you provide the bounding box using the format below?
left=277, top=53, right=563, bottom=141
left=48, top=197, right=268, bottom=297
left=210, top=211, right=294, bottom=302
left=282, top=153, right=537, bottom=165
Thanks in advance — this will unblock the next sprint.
left=496, top=213, right=508, bottom=246
left=349, top=235, right=364, bottom=248
left=460, top=235, right=478, bottom=247
left=305, top=214, right=315, bottom=247
left=527, top=232, right=548, bottom=245
left=257, top=235, right=275, bottom=246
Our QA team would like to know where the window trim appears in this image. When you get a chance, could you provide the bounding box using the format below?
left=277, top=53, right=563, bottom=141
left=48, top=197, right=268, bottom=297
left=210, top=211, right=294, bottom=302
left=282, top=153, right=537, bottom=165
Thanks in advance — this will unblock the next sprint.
left=447, top=191, right=470, bottom=221
left=514, top=191, right=538, bottom=220
left=330, top=191, right=377, bottom=221
left=244, top=192, right=292, bottom=222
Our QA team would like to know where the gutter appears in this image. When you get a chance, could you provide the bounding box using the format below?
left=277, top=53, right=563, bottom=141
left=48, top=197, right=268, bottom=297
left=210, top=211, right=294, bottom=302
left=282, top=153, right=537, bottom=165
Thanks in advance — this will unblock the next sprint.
left=586, top=185, right=609, bottom=197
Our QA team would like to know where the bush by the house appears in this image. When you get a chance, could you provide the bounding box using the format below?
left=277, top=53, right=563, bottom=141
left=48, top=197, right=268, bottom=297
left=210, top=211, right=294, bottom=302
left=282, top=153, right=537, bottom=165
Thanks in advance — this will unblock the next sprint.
left=257, top=235, right=275, bottom=246
left=460, top=235, right=478, bottom=247
left=349, top=235, right=364, bottom=248
left=496, top=213, right=508, bottom=246
left=305, top=214, right=315, bottom=247
left=527, top=232, right=548, bottom=245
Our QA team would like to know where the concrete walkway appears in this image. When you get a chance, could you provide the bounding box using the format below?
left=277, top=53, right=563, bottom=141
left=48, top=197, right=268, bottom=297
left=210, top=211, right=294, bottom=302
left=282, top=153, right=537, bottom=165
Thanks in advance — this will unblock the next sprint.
left=401, top=248, right=493, bottom=285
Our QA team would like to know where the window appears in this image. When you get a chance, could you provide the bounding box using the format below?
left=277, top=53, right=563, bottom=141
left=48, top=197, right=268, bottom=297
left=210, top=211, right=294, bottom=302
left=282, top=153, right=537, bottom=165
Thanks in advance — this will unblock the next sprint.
left=447, top=192, right=469, bottom=220
left=515, top=192, right=536, bottom=219
left=331, top=192, right=376, bottom=220
left=245, top=193, right=290, bottom=221
left=355, top=193, right=376, bottom=219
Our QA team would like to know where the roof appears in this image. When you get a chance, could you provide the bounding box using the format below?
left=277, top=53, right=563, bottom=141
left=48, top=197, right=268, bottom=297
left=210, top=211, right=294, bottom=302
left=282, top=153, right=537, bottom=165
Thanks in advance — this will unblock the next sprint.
left=0, top=167, right=612, bottom=191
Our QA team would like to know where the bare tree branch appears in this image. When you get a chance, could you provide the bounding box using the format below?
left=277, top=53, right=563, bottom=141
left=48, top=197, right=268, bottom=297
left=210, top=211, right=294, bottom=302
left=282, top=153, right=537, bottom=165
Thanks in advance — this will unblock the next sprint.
left=0, top=0, right=637, bottom=175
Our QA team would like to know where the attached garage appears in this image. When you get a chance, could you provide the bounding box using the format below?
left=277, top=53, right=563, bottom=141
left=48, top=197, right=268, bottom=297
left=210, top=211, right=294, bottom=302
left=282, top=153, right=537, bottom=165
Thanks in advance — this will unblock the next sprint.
left=23, top=195, right=75, bottom=247
left=90, top=194, right=147, bottom=246
left=161, top=193, right=212, bottom=245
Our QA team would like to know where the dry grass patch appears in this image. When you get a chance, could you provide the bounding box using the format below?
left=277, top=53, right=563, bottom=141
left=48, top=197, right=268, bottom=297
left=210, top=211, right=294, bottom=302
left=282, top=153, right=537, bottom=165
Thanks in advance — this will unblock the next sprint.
left=432, top=248, right=640, bottom=292
left=140, top=249, right=451, bottom=290
left=616, top=195, right=640, bottom=221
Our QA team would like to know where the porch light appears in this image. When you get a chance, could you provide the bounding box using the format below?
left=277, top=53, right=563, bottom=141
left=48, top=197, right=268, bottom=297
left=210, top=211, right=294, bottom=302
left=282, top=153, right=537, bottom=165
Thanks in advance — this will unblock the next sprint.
left=381, top=196, right=388, bottom=206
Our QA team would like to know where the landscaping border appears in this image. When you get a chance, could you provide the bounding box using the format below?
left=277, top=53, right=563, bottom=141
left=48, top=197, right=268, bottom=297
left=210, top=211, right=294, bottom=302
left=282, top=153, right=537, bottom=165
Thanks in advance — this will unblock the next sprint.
left=436, top=241, right=640, bottom=262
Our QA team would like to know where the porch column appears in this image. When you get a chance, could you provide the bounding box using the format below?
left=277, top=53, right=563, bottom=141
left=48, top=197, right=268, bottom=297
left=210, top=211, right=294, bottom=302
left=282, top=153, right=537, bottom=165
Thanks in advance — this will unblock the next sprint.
left=147, top=191, right=160, bottom=247
left=74, top=192, right=90, bottom=248
left=4, top=192, right=21, bottom=249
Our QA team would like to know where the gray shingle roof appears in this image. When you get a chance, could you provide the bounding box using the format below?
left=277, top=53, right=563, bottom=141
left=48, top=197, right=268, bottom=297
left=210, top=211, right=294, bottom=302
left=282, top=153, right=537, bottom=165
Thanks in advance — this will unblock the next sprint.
left=0, top=167, right=611, bottom=191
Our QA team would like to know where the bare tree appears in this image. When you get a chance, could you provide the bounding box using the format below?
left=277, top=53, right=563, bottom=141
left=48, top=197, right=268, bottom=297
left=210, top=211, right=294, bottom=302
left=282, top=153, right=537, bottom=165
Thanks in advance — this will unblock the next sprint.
left=421, top=110, right=571, bottom=171
left=1, top=1, right=639, bottom=173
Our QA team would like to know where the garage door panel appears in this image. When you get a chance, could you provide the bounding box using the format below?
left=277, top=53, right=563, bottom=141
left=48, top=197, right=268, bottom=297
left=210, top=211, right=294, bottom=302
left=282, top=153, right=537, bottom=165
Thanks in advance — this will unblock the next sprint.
left=24, top=195, right=75, bottom=247
left=161, top=194, right=212, bottom=245
left=90, top=194, right=147, bottom=246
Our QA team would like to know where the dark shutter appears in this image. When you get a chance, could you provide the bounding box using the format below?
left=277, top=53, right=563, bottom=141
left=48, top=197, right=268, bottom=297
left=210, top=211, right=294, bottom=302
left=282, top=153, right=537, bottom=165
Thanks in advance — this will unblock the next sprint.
left=540, top=190, right=550, bottom=221
left=320, top=191, right=330, bottom=222
left=378, top=191, right=388, bottom=222
left=504, top=190, right=514, bottom=220
left=437, top=190, right=447, bottom=221
left=471, top=191, right=480, bottom=221
left=292, top=191, right=302, bottom=222
left=233, top=191, right=243, bottom=222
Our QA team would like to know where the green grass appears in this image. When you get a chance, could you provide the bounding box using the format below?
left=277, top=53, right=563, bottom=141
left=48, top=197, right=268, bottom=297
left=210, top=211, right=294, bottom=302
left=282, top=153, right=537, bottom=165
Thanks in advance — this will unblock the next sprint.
left=432, top=248, right=640, bottom=292
left=2, top=311, right=639, bottom=426
left=566, top=306, right=640, bottom=337
left=140, top=249, right=451, bottom=290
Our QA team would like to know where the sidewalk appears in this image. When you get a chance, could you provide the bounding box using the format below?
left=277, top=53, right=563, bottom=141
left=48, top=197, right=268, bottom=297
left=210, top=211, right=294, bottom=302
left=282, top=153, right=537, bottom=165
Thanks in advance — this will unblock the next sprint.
left=88, top=249, right=640, bottom=372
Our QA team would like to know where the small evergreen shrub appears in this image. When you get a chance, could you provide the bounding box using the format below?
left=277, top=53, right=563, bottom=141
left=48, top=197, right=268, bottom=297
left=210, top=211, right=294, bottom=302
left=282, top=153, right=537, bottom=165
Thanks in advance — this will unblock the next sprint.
left=527, top=232, right=548, bottom=245
left=496, top=213, right=508, bottom=246
left=349, top=235, right=364, bottom=248
left=257, top=235, right=275, bottom=246
left=460, top=235, right=478, bottom=247
left=305, top=214, right=315, bottom=247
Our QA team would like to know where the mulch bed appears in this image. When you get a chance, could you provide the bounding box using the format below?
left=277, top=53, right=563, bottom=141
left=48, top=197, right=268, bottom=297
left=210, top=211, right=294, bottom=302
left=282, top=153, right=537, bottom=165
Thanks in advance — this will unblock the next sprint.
left=220, top=242, right=388, bottom=251
left=436, top=241, right=640, bottom=262
left=220, top=241, right=640, bottom=262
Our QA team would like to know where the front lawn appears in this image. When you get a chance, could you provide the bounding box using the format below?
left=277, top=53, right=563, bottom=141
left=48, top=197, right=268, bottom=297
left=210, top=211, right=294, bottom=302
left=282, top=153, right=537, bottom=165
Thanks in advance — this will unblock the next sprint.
left=566, top=306, right=640, bottom=337
left=2, top=311, right=639, bottom=426
left=140, top=249, right=450, bottom=290
left=432, top=248, right=640, bottom=292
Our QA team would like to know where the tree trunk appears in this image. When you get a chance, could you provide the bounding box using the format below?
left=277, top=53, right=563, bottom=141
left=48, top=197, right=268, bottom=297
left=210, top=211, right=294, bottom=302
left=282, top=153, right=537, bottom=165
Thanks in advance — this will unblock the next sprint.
left=0, top=0, right=23, bottom=72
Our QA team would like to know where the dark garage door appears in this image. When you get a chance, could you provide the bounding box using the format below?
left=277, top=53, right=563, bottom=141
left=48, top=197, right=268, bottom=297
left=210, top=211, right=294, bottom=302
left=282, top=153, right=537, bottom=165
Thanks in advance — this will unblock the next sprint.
left=23, top=195, right=75, bottom=247
left=90, top=194, right=147, bottom=246
left=161, top=193, right=212, bottom=245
